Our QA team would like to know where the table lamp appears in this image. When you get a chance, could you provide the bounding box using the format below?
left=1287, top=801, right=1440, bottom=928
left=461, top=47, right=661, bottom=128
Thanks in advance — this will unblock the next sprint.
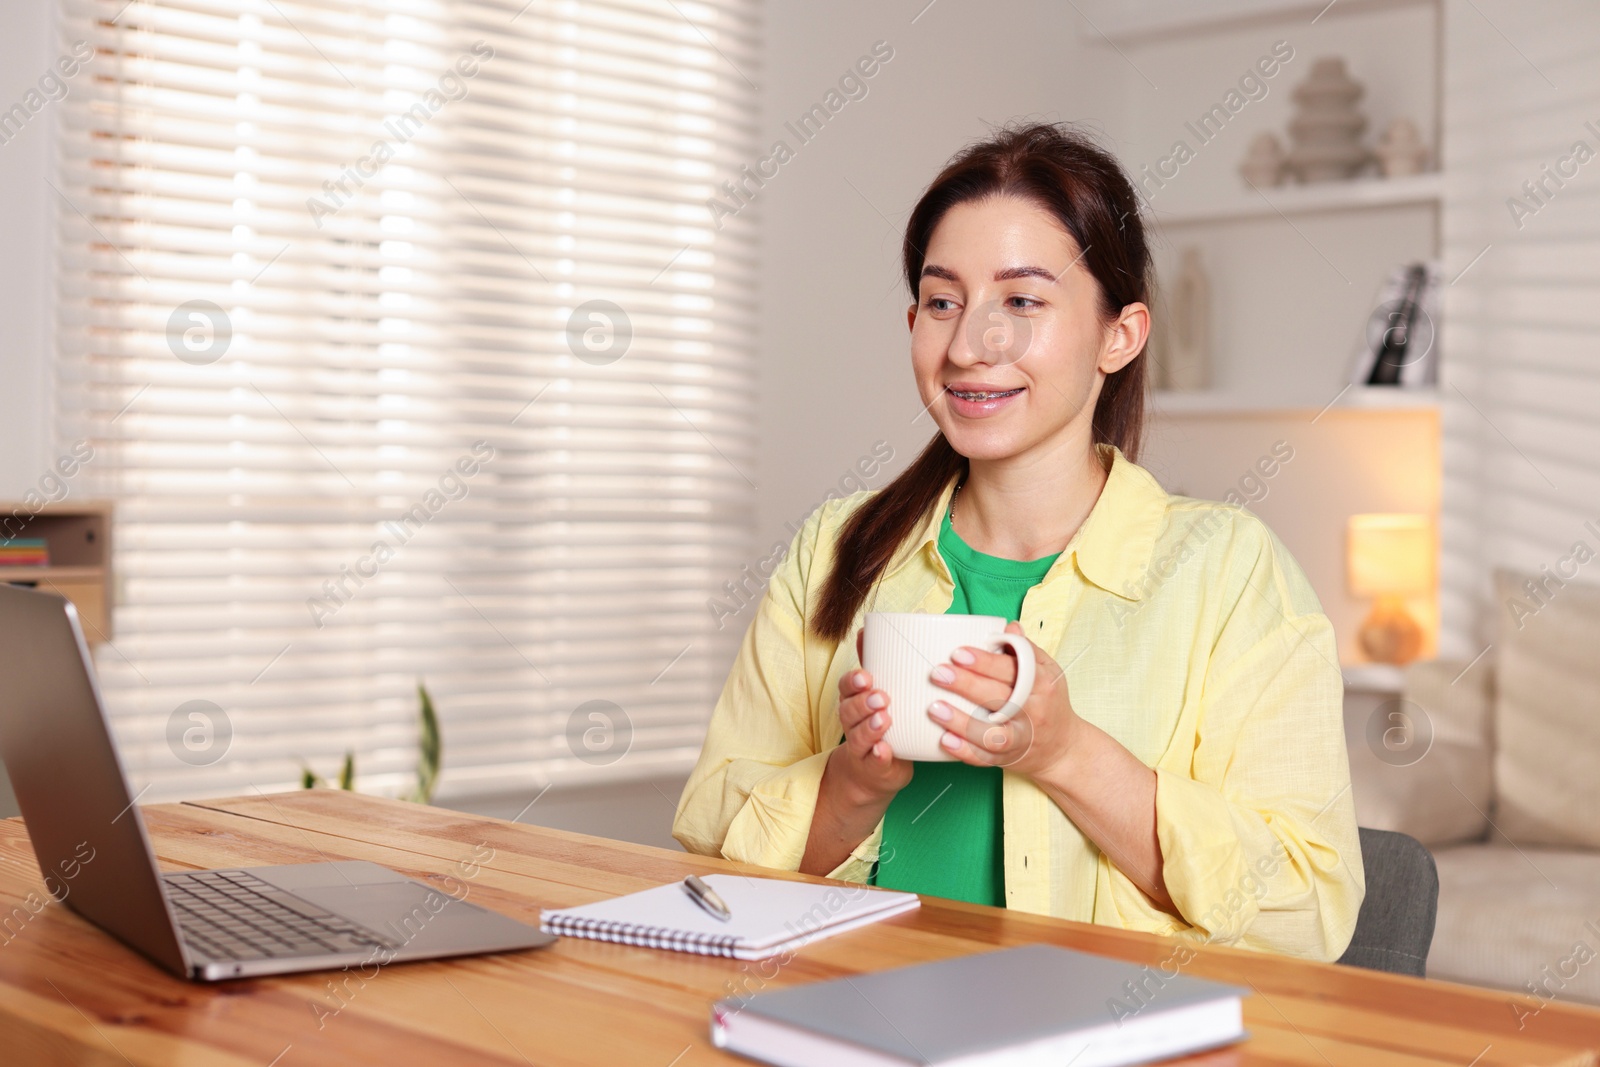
left=1346, top=513, right=1434, bottom=664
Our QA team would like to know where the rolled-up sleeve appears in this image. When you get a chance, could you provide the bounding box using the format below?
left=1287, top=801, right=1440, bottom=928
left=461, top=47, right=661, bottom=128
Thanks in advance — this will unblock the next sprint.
left=1137, top=521, right=1365, bottom=961
left=672, top=502, right=871, bottom=879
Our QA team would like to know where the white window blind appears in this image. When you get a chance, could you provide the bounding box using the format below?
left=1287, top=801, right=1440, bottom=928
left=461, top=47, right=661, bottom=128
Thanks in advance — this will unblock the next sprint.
left=1439, top=0, right=1600, bottom=659
left=55, top=0, right=760, bottom=803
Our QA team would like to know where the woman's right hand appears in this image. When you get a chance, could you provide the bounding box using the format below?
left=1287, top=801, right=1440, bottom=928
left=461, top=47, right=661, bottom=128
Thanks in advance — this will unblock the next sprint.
left=800, top=629, right=912, bottom=876
left=827, top=628, right=914, bottom=803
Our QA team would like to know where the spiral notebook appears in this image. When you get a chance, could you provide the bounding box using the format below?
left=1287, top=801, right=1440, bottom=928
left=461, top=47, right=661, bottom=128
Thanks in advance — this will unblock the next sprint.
left=539, top=874, right=919, bottom=960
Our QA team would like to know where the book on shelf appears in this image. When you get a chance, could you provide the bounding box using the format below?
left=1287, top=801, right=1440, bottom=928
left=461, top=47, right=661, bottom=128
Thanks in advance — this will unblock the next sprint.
left=0, top=539, right=50, bottom=567
left=1349, top=260, right=1440, bottom=389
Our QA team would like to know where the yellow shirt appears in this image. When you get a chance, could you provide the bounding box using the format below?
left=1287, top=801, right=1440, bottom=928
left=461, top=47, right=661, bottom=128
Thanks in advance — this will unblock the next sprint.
left=673, top=443, right=1364, bottom=961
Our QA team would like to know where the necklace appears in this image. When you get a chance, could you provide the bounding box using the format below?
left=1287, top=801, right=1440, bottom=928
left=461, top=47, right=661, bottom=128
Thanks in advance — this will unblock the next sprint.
left=949, top=479, right=963, bottom=521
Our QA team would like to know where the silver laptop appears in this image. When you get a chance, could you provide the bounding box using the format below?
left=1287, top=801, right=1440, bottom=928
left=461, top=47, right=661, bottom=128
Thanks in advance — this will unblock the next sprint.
left=0, top=585, right=555, bottom=980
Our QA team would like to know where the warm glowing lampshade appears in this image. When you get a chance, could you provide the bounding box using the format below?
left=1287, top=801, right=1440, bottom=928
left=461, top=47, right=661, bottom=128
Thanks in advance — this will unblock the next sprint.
left=1347, top=514, right=1434, bottom=597
left=1347, top=514, right=1434, bottom=664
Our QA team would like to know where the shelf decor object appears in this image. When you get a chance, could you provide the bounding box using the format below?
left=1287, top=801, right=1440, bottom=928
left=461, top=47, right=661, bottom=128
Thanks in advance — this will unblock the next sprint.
left=1239, top=131, right=1289, bottom=188
left=1375, top=117, right=1430, bottom=178
left=1164, top=247, right=1212, bottom=391
left=1347, top=513, right=1434, bottom=665
left=1286, top=57, right=1369, bottom=183
left=1146, top=290, right=1172, bottom=391
left=0, top=501, right=113, bottom=640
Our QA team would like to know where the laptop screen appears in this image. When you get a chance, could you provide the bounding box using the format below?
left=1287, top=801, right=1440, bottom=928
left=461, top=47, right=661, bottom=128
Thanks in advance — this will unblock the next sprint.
left=0, top=585, right=188, bottom=975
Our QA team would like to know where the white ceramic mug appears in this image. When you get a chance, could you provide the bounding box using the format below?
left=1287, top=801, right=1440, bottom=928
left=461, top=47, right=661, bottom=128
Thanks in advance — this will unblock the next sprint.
left=860, top=612, right=1036, bottom=761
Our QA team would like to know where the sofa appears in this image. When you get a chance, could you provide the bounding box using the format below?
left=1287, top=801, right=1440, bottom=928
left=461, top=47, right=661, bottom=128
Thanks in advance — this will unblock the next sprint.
left=1344, top=569, right=1600, bottom=1008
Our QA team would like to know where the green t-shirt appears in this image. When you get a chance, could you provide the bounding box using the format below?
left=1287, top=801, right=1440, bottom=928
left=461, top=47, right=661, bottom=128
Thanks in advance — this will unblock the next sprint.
left=869, top=506, right=1060, bottom=906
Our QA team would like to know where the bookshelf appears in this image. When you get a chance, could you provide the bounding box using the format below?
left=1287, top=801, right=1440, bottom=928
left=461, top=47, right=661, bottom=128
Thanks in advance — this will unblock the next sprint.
left=0, top=501, right=113, bottom=641
left=1120, top=0, right=1444, bottom=670
left=1126, top=0, right=1443, bottom=418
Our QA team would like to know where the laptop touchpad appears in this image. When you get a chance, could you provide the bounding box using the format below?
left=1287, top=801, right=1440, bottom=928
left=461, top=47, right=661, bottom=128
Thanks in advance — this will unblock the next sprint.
left=295, top=881, right=467, bottom=944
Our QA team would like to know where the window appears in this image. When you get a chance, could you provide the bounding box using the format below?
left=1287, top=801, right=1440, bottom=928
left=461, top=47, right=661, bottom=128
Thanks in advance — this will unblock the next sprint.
left=56, top=0, right=760, bottom=802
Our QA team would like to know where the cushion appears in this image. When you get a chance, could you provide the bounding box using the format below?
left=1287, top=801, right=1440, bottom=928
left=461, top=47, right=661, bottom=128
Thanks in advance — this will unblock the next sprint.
left=1429, top=844, right=1600, bottom=1007
left=1345, top=658, right=1492, bottom=848
left=1492, top=568, right=1600, bottom=849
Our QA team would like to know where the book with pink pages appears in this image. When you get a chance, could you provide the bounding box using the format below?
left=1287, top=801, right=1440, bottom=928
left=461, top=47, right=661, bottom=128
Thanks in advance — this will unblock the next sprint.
left=539, top=874, right=919, bottom=960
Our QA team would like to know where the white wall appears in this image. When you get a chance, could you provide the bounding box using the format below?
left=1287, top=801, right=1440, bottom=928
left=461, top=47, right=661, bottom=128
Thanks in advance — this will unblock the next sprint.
left=1141, top=409, right=1441, bottom=663
left=0, top=1, right=57, bottom=816
left=0, top=2, right=57, bottom=498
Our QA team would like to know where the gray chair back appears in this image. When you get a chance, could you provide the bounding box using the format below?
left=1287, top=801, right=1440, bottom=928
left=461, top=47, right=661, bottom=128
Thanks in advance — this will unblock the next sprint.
left=1336, top=827, right=1438, bottom=977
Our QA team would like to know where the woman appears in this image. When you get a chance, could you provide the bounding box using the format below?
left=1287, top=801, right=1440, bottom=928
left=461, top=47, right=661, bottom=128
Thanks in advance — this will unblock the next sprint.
left=673, top=122, right=1363, bottom=960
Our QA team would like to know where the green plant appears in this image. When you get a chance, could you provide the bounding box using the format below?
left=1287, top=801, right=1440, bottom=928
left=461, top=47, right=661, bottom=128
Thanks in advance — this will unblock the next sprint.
left=299, top=682, right=442, bottom=803
left=405, top=682, right=441, bottom=803
left=299, top=751, right=355, bottom=792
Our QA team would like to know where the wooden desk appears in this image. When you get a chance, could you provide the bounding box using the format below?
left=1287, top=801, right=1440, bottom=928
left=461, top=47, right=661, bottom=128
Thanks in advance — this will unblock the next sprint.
left=0, top=792, right=1595, bottom=1066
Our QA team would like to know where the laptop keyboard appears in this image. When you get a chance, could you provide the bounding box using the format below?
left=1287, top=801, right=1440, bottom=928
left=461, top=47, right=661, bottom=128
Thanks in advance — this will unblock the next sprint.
left=164, top=869, right=402, bottom=962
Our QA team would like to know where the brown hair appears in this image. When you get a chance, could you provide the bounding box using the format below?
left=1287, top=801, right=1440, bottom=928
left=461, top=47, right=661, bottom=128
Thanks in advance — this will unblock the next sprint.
left=812, top=121, right=1151, bottom=643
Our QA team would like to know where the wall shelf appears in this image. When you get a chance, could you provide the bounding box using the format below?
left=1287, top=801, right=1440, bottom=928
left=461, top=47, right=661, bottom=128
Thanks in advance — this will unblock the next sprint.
left=1076, top=0, right=1436, bottom=45
left=0, top=564, right=103, bottom=582
left=1151, top=386, right=1439, bottom=416
left=1342, top=663, right=1406, bottom=693
left=1149, top=172, right=1442, bottom=228
left=0, top=502, right=113, bottom=641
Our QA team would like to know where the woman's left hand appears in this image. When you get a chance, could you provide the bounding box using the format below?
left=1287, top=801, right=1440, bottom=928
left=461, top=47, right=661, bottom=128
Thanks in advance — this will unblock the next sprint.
left=927, top=622, right=1081, bottom=783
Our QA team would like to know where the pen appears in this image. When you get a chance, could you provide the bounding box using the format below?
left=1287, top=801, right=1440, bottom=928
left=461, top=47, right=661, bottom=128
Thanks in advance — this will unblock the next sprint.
left=682, top=874, right=732, bottom=922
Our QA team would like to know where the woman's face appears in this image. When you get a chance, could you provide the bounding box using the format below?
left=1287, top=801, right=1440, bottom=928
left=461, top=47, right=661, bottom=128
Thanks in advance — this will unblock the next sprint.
left=907, top=194, right=1146, bottom=465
